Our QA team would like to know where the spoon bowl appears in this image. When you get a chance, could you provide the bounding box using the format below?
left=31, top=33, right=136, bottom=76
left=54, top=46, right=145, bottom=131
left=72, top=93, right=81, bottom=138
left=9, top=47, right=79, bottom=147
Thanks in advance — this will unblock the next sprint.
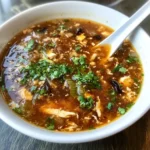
left=97, top=0, right=150, bottom=57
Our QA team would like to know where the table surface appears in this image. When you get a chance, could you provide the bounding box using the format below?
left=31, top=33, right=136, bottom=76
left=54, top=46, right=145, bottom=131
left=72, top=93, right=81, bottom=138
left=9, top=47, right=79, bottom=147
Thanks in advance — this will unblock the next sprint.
left=0, top=0, right=150, bottom=149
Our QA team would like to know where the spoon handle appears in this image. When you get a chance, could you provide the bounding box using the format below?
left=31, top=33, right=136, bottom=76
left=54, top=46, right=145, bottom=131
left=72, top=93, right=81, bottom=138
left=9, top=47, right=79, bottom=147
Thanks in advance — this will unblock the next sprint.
left=100, top=0, right=150, bottom=56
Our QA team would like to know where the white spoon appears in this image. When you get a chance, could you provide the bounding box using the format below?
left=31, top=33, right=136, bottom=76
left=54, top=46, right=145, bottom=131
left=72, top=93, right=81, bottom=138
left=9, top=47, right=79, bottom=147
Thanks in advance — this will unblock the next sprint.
left=97, top=0, right=150, bottom=57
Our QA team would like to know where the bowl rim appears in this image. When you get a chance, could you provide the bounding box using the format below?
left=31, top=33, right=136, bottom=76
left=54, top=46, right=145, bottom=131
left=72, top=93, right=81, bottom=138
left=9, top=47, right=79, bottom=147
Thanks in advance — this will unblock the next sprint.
left=0, top=1, right=150, bottom=143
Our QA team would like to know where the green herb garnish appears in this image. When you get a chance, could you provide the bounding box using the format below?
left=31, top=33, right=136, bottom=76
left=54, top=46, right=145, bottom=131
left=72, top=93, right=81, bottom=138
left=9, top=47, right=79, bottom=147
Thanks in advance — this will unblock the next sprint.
left=72, top=56, right=86, bottom=66
left=79, top=56, right=86, bottom=65
left=24, top=39, right=35, bottom=51
left=134, top=78, right=139, bottom=84
left=21, top=60, right=70, bottom=82
left=126, top=102, right=134, bottom=110
left=49, top=42, right=56, bottom=48
left=72, top=57, right=80, bottom=65
left=1, top=85, right=6, bottom=91
left=13, top=107, right=22, bottom=114
left=18, top=56, right=26, bottom=63
left=57, top=24, right=67, bottom=31
left=39, top=76, right=46, bottom=81
left=118, top=107, right=126, bottom=115
left=78, top=95, right=94, bottom=109
left=119, top=67, right=127, bottom=74
left=39, top=88, right=46, bottom=95
left=50, top=64, right=69, bottom=80
left=107, top=102, right=113, bottom=110
left=109, top=89, right=116, bottom=96
left=111, top=97, right=117, bottom=103
left=46, top=118, right=55, bottom=130
left=75, top=45, right=81, bottom=52
left=113, top=64, right=127, bottom=74
left=127, top=55, right=139, bottom=63
left=20, top=78, right=28, bottom=85
left=89, top=126, right=95, bottom=130
left=72, top=71, right=101, bottom=89
left=30, top=86, right=37, bottom=92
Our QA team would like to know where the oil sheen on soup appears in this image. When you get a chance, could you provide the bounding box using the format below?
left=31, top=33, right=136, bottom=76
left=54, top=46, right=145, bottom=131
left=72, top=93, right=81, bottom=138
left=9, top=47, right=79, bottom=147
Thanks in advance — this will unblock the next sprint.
left=0, top=19, right=143, bottom=132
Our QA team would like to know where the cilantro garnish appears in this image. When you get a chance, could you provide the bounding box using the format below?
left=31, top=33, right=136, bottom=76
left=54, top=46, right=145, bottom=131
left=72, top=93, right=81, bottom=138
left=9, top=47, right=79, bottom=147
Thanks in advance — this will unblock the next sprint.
left=20, top=78, right=28, bottom=85
left=24, top=39, right=35, bottom=51
left=46, top=118, right=55, bottom=130
left=106, top=89, right=117, bottom=110
left=107, top=102, right=113, bottom=110
left=57, top=24, right=67, bottom=31
left=13, top=107, right=23, bottom=114
left=72, top=56, right=86, bottom=65
left=78, top=95, right=94, bottom=109
left=20, top=60, right=70, bottom=83
left=18, top=56, right=26, bottom=63
left=72, top=71, right=101, bottom=89
left=118, top=107, right=126, bottom=115
left=113, top=64, right=127, bottom=74
left=126, top=102, right=134, bottom=110
left=30, top=86, right=37, bottom=92
left=89, top=126, right=95, bottom=130
left=75, top=45, right=81, bottom=52
left=49, top=42, right=56, bottom=48
left=109, top=89, right=116, bottom=96
left=1, top=85, right=6, bottom=91
left=127, top=55, right=139, bottom=63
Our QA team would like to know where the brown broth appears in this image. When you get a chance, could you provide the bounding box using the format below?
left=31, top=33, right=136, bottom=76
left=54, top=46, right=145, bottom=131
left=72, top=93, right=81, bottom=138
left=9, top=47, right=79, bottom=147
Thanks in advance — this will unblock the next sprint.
left=0, top=19, right=143, bottom=132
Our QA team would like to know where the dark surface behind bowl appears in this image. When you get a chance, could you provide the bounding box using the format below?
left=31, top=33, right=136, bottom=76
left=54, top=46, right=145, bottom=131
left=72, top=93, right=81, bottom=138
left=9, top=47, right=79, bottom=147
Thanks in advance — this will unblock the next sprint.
left=0, top=0, right=150, bottom=149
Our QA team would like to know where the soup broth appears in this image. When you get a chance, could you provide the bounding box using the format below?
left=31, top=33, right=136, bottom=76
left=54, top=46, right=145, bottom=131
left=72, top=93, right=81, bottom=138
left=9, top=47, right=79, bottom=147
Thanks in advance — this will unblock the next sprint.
left=0, top=19, right=143, bottom=132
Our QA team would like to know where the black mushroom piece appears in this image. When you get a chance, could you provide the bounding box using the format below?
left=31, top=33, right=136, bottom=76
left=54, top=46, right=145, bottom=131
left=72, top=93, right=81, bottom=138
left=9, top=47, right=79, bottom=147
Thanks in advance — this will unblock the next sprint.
left=110, top=80, right=122, bottom=94
left=44, top=78, right=51, bottom=93
left=37, top=27, right=48, bottom=33
left=76, top=27, right=83, bottom=35
left=93, top=35, right=103, bottom=40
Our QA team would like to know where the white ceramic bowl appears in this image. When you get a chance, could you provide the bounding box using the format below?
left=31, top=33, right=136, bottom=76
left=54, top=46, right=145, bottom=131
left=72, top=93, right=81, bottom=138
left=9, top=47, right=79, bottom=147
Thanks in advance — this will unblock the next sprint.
left=0, top=1, right=150, bottom=143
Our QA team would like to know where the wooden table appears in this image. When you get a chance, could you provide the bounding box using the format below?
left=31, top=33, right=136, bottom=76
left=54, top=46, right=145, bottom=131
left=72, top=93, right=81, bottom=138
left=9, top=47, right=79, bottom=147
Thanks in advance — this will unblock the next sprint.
left=0, top=0, right=150, bottom=149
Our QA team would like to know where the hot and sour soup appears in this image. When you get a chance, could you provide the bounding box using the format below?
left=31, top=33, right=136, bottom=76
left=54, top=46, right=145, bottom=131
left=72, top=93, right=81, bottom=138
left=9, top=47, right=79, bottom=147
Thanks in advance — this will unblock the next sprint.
left=0, top=19, right=143, bottom=132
